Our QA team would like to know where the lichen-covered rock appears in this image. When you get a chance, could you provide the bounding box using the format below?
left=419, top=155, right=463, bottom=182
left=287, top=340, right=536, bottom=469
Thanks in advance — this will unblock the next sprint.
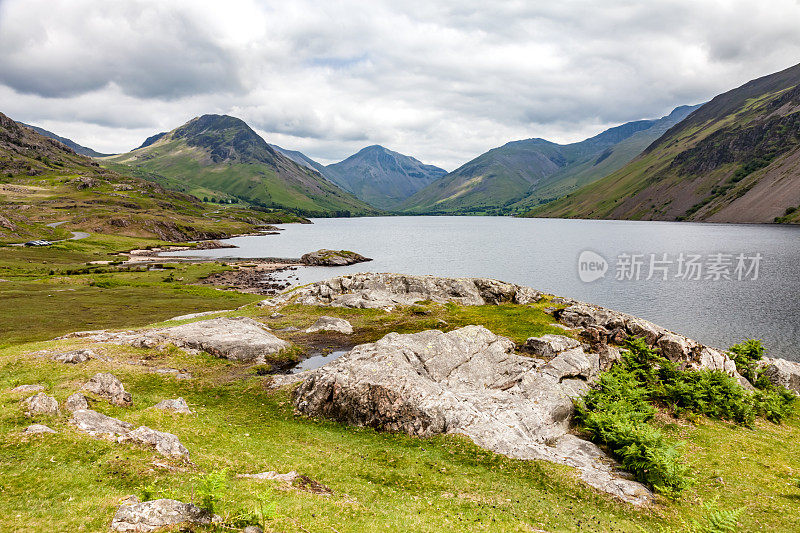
left=23, top=392, right=59, bottom=417
left=152, top=397, right=192, bottom=414
left=81, top=372, right=132, bottom=406
left=762, top=358, right=800, bottom=394
left=293, top=326, right=650, bottom=505
left=10, top=384, right=44, bottom=393
left=53, top=348, right=95, bottom=364
left=262, top=273, right=542, bottom=310
left=119, top=426, right=190, bottom=460
left=64, top=393, right=89, bottom=412
left=85, top=318, right=291, bottom=364
left=238, top=471, right=332, bottom=494
left=110, top=497, right=215, bottom=532
left=300, top=249, right=372, bottom=266
left=70, top=409, right=133, bottom=437
left=24, top=424, right=56, bottom=435
left=523, top=334, right=580, bottom=358
left=305, top=316, right=354, bottom=335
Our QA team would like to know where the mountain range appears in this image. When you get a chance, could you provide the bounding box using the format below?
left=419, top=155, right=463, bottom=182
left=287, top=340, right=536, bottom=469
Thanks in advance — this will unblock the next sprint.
left=400, top=105, right=700, bottom=215
left=527, top=62, right=800, bottom=224
left=17, top=122, right=111, bottom=158
left=102, top=114, right=376, bottom=216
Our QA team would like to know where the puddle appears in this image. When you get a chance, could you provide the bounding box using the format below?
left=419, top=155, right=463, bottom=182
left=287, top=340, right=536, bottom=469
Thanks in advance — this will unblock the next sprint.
left=289, top=350, right=348, bottom=374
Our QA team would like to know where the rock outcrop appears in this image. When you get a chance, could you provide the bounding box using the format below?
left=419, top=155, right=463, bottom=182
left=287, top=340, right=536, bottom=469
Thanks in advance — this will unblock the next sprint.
left=305, top=316, right=354, bottom=335
left=24, top=424, right=56, bottom=434
left=261, top=273, right=542, bottom=310
left=152, top=397, right=192, bottom=414
left=238, top=470, right=332, bottom=494
left=110, top=497, right=215, bottom=532
left=76, top=318, right=291, bottom=364
left=23, top=392, right=59, bottom=417
left=10, top=384, right=44, bottom=393
left=293, top=326, right=650, bottom=505
left=119, top=426, right=190, bottom=460
left=70, top=409, right=133, bottom=437
left=81, top=373, right=132, bottom=406
left=300, top=249, right=372, bottom=266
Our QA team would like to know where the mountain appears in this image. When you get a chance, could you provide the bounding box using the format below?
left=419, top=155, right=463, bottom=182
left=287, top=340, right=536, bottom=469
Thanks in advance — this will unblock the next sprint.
left=400, top=106, right=699, bottom=215
left=269, top=144, right=333, bottom=180
left=103, top=114, right=376, bottom=216
left=17, top=122, right=111, bottom=157
left=527, top=63, right=800, bottom=224
left=0, top=112, right=303, bottom=243
left=316, top=145, right=447, bottom=210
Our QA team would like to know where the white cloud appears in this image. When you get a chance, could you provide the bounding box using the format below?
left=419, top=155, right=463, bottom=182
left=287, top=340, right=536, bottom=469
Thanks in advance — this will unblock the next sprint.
left=1, top=0, right=799, bottom=169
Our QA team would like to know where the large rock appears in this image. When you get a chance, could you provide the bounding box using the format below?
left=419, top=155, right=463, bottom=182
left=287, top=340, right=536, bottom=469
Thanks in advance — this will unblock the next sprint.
left=24, top=424, right=56, bottom=435
left=300, top=249, right=372, bottom=266
left=262, top=273, right=542, bottom=310
left=762, top=358, right=800, bottom=394
left=111, top=497, right=215, bottom=532
left=23, top=392, right=59, bottom=417
left=81, top=373, right=132, bottom=406
left=152, top=397, right=192, bottom=414
left=70, top=409, right=133, bottom=437
left=84, top=318, right=291, bottom=364
left=119, top=426, right=190, bottom=460
left=305, top=316, right=354, bottom=335
left=293, top=326, right=650, bottom=505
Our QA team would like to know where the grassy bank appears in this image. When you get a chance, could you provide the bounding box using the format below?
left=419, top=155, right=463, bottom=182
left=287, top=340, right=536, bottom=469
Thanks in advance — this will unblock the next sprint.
left=1, top=298, right=799, bottom=531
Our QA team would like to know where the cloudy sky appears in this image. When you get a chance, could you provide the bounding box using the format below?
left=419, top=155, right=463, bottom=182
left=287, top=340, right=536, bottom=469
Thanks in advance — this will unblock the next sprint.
left=1, top=0, right=799, bottom=170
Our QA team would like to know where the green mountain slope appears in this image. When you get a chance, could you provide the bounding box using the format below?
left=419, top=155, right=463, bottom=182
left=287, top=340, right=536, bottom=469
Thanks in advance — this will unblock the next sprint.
left=526, top=63, right=800, bottom=224
left=103, top=115, right=377, bottom=216
left=401, top=107, right=697, bottom=215
left=0, top=112, right=303, bottom=243
left=17, top=122, right=111, bottom=157
left=323, top=145, right=447, bottom=210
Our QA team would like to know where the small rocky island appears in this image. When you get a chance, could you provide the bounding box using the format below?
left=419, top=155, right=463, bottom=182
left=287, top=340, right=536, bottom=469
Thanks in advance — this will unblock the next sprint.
left=300, top=249, right=372, bottom=266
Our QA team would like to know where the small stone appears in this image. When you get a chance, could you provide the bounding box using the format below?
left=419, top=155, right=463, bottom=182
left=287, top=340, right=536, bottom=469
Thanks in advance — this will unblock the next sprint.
left=243, top=526, right=264, bottom=533
left=23, top=392, right=59, bottom=417
left=152, top=398, right=192, bottom=414
left=81, top=372, right=132, bottom=406
left=305, top=316, right=354, bottom=335
left=111, top=498, right=215, bottom=532
left=24, top=424, right=56, bottom=434
left=65, top=393, right=89, bottom=412
left=53, top=348, right=96, bottom=364
left=10, top=384, right=45, bottom=393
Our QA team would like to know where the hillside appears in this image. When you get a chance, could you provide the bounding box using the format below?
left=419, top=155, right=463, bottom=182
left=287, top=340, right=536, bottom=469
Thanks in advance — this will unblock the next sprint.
left=103, top=115, right=377, bottom=217
left=18, top=122, right=111, bottom=157
left=322, top=145, right=447, bottom=210
left=527, top=63, right=800, bottom=224
left=0, top=112, right=303, bottom=243
left=401, top=106, right=698, bottom=215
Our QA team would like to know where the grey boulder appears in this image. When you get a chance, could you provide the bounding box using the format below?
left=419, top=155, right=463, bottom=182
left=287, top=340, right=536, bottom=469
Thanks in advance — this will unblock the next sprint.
left=119, top=426, right=190, bottom=460
left=10, top=384, right=45, bottom=393
left=70, top=409, right=133, bottom=437
left=110, top=497, right=215, bottom=532
left=23, top=392, right=59, bottom=417
left=305, top=316, right=354, bottom=335
left=81, top=372, right=132, bottom=406
left=300, top=249, right=372, bottom=266
left=64, top=392, right=89, bottom=412
left=762, top=358, right=800, bottom=394
left=293, top=325, right=650, bottom=505
left=523, top=334, right=580, bottom=358
left=152, top=397, right=192, bottom=414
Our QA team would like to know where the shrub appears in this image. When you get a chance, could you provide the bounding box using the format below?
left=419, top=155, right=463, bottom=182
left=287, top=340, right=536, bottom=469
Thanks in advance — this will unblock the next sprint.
left=195, top=470, right=228, bottom=514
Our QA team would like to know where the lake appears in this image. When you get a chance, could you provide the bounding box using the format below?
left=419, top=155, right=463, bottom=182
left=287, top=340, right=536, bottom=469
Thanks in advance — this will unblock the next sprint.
left=165, top=216, right=800, bottom=361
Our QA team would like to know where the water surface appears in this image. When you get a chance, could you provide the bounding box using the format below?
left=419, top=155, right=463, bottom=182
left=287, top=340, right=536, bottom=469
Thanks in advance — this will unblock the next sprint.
left=165, top=216, right=800, bottom=361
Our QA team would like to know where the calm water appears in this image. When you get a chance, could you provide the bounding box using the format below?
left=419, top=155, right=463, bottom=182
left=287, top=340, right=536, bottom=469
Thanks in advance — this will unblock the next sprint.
left=166, top=216, right=800, bottom=361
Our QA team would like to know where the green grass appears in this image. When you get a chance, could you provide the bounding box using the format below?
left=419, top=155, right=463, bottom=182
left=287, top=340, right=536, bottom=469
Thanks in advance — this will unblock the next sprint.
left=2, top=317, right=800, bottom=532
